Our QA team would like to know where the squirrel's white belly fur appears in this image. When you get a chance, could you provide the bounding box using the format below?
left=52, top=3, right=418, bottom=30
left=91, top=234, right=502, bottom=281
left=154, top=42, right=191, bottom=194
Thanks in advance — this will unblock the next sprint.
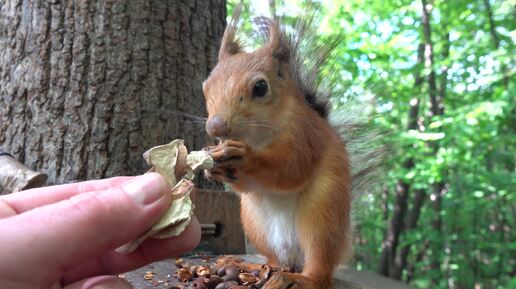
left=242, top=187, right=304, bottom=269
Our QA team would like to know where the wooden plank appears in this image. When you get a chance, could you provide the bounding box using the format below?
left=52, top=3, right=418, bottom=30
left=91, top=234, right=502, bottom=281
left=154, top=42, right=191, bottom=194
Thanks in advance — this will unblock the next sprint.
left=334, top=268, right=414, bottom=289
left=123, top=256, right=377, bottom=289
left=195, top=189, right=246, bottom=254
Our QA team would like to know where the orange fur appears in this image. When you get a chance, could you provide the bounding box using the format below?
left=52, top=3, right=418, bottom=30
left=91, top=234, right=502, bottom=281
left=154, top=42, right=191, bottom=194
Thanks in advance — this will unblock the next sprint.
left=203, top=18, right=351, bottom=289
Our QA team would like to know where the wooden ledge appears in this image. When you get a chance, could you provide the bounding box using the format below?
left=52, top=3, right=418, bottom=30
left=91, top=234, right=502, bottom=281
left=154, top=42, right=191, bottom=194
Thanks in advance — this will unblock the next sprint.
left=122, top=254, right=413, bottom=289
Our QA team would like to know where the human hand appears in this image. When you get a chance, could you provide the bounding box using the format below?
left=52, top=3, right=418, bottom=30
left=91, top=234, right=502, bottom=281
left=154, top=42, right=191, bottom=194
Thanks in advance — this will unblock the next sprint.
left=0, top=173, right=201, bottom=289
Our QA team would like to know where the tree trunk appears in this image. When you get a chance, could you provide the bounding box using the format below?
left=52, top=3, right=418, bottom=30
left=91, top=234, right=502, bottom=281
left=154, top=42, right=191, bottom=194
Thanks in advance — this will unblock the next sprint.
left=482, top=0, right=510, bottom=88
left=421, top=0, right=447, bottom=284
left=0, top=0, right=226, bottom=184
left=378, top=181, right=409, bottom=276
left=392, top=26, right=451, bottom=282
left=391, top=189, right=425, bottom=280
left=377, top=43, right=424, bottom=278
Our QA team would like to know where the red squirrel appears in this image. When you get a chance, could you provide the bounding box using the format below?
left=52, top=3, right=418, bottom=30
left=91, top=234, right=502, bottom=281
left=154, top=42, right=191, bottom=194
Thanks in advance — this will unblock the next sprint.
left=202, top=14, right=352, bottom=289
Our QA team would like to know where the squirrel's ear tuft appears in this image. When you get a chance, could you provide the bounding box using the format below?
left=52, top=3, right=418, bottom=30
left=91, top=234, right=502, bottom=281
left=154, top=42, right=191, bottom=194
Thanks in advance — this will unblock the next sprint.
left=255, top=17, right=290, bottom=64
left=218, top=3, right=244, bottom=61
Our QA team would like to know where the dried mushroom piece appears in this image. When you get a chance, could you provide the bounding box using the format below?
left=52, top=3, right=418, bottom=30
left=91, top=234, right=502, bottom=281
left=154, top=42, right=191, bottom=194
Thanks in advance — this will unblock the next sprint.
left=119, top=139, right=214, bottom=253
left=175, top=143, right=189, bottom=180
left=184, top=150, right=213, bottom=180
left=143, top=139, right=186, bottom=187
left=151, top=179, right=195, bottom=239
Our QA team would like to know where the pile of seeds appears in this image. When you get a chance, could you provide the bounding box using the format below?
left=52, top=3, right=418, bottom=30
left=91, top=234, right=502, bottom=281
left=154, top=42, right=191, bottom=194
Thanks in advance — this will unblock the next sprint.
left=172, top=257, right=294, bottom=289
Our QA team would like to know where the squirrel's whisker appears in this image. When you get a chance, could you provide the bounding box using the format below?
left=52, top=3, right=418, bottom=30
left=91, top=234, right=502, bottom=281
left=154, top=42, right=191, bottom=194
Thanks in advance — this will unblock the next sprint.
left=240, top=118, right=276, bottom=129
left=245, top=123, right=276, bottom=129
left=159, top=109, right=208, bottom=122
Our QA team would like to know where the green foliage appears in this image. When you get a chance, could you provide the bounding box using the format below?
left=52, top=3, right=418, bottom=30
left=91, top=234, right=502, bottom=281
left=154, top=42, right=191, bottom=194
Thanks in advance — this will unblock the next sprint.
left=228, top=1, right=515, bottom=288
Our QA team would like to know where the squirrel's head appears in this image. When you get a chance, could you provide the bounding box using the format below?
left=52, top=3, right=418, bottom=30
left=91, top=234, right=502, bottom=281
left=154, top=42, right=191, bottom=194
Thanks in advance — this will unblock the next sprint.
left=203, top=18, right=299, bottom=149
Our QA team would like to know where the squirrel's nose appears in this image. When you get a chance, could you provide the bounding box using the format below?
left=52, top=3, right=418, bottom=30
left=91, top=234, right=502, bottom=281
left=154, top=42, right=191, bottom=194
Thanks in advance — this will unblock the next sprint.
left=206, top=115, right=229, bottom=137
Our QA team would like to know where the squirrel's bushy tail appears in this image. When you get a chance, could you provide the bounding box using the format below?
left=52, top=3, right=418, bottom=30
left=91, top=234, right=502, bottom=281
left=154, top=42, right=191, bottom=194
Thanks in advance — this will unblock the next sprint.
left=256, top=15, right=386, bottom=201
left=332, top=109, right=386, bottom=202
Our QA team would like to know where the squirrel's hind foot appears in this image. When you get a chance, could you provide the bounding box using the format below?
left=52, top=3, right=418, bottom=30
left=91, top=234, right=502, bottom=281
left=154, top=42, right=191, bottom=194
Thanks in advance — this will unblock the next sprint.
left=263, top=272, right=327, bottom=289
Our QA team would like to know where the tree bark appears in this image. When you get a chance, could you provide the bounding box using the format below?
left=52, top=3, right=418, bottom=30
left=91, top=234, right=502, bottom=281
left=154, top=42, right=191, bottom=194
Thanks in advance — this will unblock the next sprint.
left=0, top=0, right=226, bottom=184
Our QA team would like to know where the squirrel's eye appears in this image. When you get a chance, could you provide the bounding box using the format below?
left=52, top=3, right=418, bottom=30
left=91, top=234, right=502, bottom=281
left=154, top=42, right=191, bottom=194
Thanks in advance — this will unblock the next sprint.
left=252, top=80, right=268, bottom=98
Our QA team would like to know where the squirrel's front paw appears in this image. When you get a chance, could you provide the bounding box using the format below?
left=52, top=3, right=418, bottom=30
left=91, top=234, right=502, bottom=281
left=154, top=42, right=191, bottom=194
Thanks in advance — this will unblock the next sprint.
left=210, top=140, right=253, bottom=170
left=263, top=273, right=320, bottom=289
left=203, top=167, right=238, bottom=183
left=203, top=140, right=252, bottom=183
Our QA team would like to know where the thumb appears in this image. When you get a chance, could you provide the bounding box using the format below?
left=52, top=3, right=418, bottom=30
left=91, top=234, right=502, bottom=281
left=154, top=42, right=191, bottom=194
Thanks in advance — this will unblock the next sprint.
left=0, top=173, right=172, bottom=284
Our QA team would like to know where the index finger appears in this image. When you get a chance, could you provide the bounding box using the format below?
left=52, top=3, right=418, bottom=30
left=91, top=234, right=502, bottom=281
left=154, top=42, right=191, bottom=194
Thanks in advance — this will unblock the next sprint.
left=0, top=176, right=134, bottom=216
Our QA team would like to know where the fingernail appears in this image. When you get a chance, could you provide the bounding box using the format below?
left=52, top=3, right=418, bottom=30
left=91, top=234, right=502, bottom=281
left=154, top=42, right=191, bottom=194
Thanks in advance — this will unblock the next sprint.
left=122, top=173, right=166, bottom=205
